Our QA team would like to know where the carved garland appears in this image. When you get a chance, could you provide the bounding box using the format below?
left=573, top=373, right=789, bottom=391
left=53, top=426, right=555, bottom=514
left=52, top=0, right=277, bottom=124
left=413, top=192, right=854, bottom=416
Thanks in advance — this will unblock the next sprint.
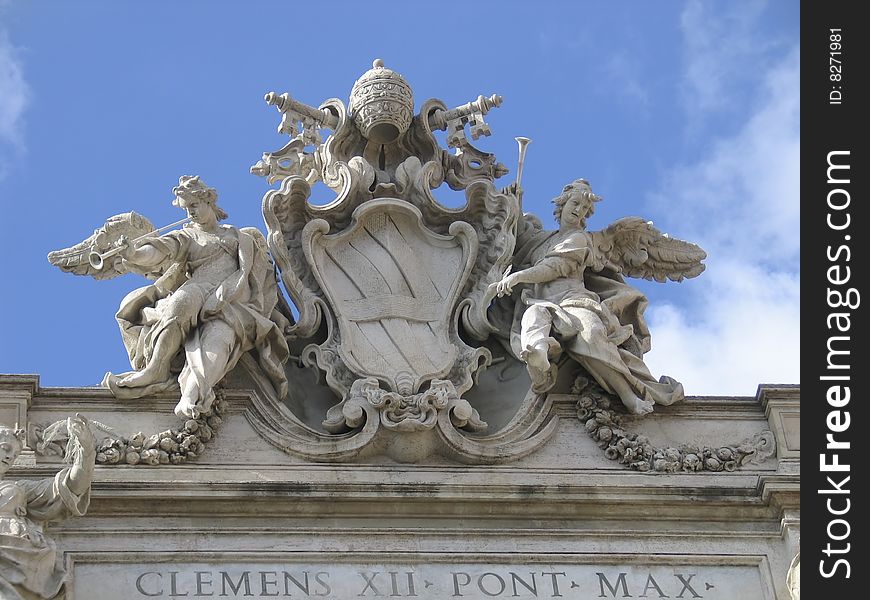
left=573, top=376, right=776, bottom=472
left=90, top=386, right=227, bottom=466
left=32, top=378, right=775, bottom=470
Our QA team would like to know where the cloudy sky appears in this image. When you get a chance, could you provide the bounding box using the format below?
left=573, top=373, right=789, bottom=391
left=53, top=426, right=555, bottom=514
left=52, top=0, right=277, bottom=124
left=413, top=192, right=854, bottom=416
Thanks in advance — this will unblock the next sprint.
left=0, top=1, right=798, bottom=396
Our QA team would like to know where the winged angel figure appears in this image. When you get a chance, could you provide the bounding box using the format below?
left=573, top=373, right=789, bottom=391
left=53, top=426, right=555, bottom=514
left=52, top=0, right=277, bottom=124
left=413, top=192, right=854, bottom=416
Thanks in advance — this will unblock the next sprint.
left=48, top=176, right=290, bottom=418
left=491, top=179, right=706, bottom=415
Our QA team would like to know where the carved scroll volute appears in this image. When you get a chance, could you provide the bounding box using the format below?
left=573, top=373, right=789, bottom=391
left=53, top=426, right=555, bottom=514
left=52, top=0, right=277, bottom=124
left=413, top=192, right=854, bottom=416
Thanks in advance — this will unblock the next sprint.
left=261, top=176, right=326, bottom=339
left=399, top=171, right=519, bottom=342
left=458, top=180, right=520, bottom=341
left=317, top=98, right=368, bottom=192
left=392, top=98, right=449, bottom=189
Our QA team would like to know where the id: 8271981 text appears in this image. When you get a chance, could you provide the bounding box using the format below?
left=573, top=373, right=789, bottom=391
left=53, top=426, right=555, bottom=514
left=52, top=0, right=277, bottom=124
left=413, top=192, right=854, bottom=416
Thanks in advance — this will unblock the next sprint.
left=829, top=28, right=843, bottom=105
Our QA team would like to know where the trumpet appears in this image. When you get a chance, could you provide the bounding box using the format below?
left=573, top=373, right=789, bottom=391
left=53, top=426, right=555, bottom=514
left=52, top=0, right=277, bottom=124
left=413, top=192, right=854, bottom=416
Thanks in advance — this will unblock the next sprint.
left=514, top=136, right=531, bottom=210
left=88, top=217, right=191, bottom=269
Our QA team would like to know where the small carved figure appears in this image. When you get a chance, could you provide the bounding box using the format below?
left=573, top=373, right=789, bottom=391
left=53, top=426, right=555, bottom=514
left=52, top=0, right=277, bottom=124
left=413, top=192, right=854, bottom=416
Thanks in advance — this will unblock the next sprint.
left=0, top=416, right=95, bottom=600
left=491, top=179, right=706, bottom=414
left=48, top=176, right=291, bottom=418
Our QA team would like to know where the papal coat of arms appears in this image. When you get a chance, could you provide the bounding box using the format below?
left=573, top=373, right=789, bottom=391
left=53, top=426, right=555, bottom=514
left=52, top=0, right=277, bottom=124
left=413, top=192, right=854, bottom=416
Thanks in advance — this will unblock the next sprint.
left=48, top=59, right=728, bottom=465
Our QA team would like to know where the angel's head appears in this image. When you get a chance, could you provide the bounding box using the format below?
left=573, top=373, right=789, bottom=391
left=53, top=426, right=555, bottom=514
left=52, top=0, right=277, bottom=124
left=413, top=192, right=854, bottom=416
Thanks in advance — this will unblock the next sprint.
left=0, top=425, right=26, bottom=476
left=553, top=178, right=601, bottom=231
left=172, top=175, right=228, bottom=223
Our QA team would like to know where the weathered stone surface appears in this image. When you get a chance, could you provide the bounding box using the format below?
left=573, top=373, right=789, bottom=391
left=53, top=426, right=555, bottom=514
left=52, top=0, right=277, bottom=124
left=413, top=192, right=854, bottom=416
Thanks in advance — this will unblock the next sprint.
left=2, top=376, right=799, bottom=599
left=74, top=560, right=768, bottom=599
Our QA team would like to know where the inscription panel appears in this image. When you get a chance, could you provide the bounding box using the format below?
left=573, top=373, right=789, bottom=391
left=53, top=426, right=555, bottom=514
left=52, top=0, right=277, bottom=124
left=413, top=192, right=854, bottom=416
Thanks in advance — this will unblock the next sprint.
left=72, top=561, right=771, bottom=600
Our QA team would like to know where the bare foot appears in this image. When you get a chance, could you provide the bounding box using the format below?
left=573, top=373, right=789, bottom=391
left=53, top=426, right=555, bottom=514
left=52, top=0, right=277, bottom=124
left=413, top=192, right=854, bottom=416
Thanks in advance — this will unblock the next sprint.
left=175, top=398, right=200, bottom=419
left=524, top=343, right=551, bottom=372
left=175, top=390, right=217, bottom=419
left=523, top=343, right=558, bottom=393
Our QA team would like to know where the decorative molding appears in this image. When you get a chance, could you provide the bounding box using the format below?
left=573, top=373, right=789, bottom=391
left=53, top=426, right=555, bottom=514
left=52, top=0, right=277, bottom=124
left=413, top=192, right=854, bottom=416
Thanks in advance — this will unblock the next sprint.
left=574, top=377, right=776, bottom=473
left=93, top=387, right=227, bottom=466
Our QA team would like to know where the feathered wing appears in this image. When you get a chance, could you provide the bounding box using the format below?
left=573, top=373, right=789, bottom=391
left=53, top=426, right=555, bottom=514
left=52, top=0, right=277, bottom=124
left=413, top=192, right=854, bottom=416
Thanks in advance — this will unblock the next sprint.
left=47, top=212, right=156, bottom=280
left=589, top=217, right=706, bottom=282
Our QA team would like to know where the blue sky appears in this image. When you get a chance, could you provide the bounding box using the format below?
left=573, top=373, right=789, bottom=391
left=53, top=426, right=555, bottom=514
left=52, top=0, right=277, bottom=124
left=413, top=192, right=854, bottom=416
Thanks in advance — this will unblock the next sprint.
left=0, top=0, right=799, bottom=396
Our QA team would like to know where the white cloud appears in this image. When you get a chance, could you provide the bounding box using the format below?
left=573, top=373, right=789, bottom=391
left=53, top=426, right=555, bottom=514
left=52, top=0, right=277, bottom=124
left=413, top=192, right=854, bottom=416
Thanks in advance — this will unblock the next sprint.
left=658, top=48, right=800, bottom=264
left=643, top=19, right=799, bottom=396
left=0, top=27, right=29, bottom=176
left=646, top=260, right=800, bottom=395
left=679, top=0, right=770, bottom=116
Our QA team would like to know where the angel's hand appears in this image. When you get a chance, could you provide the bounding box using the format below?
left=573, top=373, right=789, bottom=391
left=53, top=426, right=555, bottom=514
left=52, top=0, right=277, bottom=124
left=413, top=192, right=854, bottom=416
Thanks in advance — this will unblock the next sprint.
left=491, top=273, right=520, bottom=297
left=114, top=235, right=134, bottom=260
left=67, top=414, right=96, bottom=457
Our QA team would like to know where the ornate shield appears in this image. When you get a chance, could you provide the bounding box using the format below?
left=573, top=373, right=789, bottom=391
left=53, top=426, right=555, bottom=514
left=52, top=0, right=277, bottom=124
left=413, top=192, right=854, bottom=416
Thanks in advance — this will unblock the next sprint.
left=247, top=73, right=560, bottom=462
left=303, top=199, right=476, bottom=395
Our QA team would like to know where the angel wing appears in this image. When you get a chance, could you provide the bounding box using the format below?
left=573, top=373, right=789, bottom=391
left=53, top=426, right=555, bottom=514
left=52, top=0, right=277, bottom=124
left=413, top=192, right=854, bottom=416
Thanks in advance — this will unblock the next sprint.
left=589, top=217, right=706, bottom=282
left=47, top=212, right=155, bottom=280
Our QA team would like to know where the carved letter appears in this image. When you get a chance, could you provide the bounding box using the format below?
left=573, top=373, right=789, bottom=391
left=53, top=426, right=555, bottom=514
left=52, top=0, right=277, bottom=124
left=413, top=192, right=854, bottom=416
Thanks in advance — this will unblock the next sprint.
left=596, top=572, right=631, bottom=598
left=385, top=571, right=418, bottom=597
left=261, top=571, right=280, bottom=596
left=674, top=574, right=701, bottom=598
left=136, top=572, right=163, bottom=597
left=540, top=572, right=567, bottom=597
left=639, top=575, right=669, bottom=598
left=284, top=571, right=311, bottom=595
left=359, top=571, right=383, bottom=596
left=478, top=572, right=507, bottom=596
left=169, top=571, right=189, bottom=597
left=195, top=571, right=214, bottom=596
left=452, top=572, right=472, bottom=597
left=220, top=572, right=253, bottom=596
left=510, top=572, right=538, bottom=596
left=389, top=571, right=403, bottom=597
left=315, top=572, right=332, bottom=597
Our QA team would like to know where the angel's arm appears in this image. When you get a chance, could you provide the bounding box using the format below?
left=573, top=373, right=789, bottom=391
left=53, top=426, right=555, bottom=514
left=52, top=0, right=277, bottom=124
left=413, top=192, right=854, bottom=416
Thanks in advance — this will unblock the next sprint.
left=120, top=233, right=182, bottom=269
left=493, top=254, right=580, bottom=297
left=509, top=256, right=573, bottom=286
left=493, top=232, right=592, bottom=296
left=121, top=241, right=166, bottom=268
left=66, top=416, right=96, bottom=496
